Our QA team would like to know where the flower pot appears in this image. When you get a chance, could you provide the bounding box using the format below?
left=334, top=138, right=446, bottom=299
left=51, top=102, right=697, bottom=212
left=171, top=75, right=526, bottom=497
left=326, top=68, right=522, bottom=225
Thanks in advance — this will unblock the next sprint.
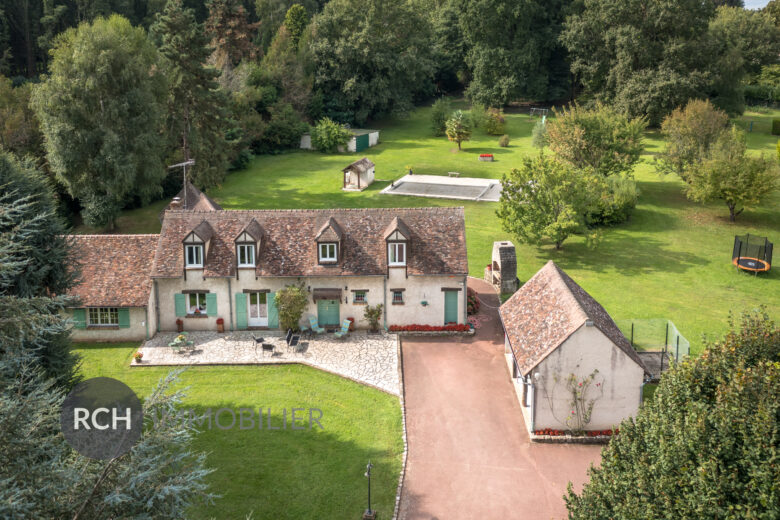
left=217, top=322, right=224, bottom=333
left=176, top=319, right=184, bottom=333
left=346, top=317, right=355, bottom=331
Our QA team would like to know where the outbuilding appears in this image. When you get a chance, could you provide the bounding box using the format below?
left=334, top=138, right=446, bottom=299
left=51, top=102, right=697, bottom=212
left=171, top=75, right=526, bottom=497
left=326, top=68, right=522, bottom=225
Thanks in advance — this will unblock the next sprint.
left=499, top=261, right=648, bottom=435
left=342, top=158, right=375, bottom=191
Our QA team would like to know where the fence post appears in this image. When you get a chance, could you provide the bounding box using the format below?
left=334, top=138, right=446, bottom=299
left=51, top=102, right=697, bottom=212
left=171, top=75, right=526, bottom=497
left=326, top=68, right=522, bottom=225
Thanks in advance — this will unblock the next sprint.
left=676, top=336, right=680, bottom=361
left=631, top=323, right=634, bottom=347
left=665, top=322, right=669, bottom=348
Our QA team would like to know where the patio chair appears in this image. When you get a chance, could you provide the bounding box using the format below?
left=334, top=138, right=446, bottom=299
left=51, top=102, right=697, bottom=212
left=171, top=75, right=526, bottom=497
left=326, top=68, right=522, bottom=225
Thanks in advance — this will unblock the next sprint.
left=262, top=343, right=275, bottom=357
left=334, top=319, right=352, bottom=340
left=289, top=335, right=305, bottom=356
left=308, top=316, right=326, bottom=336
left=285, top=329, right=293, bottom=344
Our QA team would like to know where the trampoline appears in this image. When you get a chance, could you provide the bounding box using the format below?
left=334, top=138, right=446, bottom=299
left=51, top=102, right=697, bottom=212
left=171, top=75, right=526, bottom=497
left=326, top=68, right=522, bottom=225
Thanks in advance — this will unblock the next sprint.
left=732, top=234, right=773, bottom=273
left=381, top=174, right=501, bottom=202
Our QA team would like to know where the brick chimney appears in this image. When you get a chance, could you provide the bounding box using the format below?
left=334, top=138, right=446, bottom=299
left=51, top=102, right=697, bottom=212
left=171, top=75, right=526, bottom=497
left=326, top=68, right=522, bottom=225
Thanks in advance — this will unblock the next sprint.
left=170, top=197, right=182, bottom=209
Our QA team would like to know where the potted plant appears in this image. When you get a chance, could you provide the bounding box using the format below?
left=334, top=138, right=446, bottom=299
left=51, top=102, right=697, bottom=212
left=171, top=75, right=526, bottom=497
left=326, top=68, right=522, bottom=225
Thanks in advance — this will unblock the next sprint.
left=478, top=153, right=494, bottom=162
left=133, top=351, right=143, bottom=363
left=363, top=304, right=383, bottom=333
left=176, top=318, right=184, bottom=333
left=216, top=317, right=225, bottom=333
left=346, top=317, right=355, bottom=331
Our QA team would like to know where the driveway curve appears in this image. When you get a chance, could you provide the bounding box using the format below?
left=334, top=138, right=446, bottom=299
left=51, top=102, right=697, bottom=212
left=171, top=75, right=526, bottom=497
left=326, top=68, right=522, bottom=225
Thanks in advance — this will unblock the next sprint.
left=398, top=277, right=601, bottom=520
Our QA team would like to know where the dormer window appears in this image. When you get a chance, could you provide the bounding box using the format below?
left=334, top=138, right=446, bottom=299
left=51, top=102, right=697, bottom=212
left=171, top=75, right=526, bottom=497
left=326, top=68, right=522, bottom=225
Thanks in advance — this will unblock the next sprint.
left=185, top=244, right=203, bottom=268
left=388, top=242, right=406, bottom=266
left=315, top=217, right=343, bottom=265
left=237, top=243, right=255, bottom=267
left=319, top=242, right=338, bottom=263
left=383, top=216, right=411, bottom=268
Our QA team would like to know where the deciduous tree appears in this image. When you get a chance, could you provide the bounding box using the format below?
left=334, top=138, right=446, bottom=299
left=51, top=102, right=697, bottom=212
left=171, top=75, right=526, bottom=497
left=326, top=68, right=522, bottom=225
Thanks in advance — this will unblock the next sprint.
left=546, top=103, right=646, bottom=177
left=561, top=0, right=717, bottom=126
left=309, top=0, right=433, bottom=124
left=658, top=99, right=730, bottom=182
left=31, top=15, right=167, bottom=229
left=566, top=310, right=780, bottom=520
left=685, top=126, right=779, bottom=221
left=497, top=155, right=598, bottom=249
left=283, top=3, right=307, bottom=47
left=445, top=110, right=471, bottom=151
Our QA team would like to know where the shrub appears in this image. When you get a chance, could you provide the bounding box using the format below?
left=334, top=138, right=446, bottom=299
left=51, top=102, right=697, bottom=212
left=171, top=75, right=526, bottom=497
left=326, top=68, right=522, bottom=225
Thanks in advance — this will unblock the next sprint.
left=311, top=117, right=352, bottom=153
left=467, top=287, right=480, bottom=315
left=498, top=134, right=510, bottom=147
left=254, top=102, right=309, bottom=154
left=773, top=119, right=780, bottom=136
left=590, top=175, right=639, bottom=226
left=275, top=283, right=309, bottom=332
left=484, top=108, right=506, bottom=135
left=363, top=304, right=384, bottom=332
left=431, top=97, right=453, bottom=136
left=469, top=103, right=487, bottom=129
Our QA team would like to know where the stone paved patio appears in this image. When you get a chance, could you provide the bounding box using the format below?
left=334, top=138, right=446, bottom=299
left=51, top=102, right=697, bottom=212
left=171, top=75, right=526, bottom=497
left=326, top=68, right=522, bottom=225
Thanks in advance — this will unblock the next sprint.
left=134, top=331, right=400, bottom=395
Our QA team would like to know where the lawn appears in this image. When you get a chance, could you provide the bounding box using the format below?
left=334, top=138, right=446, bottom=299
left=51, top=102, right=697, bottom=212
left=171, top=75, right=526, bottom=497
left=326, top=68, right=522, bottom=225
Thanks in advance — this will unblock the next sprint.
left=72, top=342, right=404, bottom=519
left=78, top=103, right=780, bottom=353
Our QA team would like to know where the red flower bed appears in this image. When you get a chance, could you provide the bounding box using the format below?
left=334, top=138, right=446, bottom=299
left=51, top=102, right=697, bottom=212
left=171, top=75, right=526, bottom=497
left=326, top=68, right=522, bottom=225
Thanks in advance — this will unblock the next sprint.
left=533, top=428, right=619, bottom=437
left=479, top=153, right=493, bottom=158
left=389, top=324, right=471, bottom=332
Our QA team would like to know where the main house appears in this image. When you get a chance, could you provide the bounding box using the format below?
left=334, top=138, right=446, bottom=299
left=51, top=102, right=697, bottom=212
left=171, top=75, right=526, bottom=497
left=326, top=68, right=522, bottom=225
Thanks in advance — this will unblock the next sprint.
left=68, top=205, right=468, bottom=340
left=499, top=261, right=648, bottom=433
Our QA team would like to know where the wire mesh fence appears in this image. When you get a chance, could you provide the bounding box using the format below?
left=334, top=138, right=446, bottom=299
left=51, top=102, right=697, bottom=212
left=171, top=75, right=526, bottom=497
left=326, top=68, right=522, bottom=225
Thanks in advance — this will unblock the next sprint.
left=614, top=319, right=690, bottom=361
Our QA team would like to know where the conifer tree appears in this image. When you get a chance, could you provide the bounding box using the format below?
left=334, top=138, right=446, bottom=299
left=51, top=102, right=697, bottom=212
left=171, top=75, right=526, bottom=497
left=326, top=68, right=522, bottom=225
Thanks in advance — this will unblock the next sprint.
left=153, top=0, right=230, bottom=190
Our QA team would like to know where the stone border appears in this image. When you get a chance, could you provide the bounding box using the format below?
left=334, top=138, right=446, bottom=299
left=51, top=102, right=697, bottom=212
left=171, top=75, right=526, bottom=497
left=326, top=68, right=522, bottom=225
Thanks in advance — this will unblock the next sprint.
left=530, top=433, right=613, bottom=445
left=388, top=329, right=475, bottom=337
left=392, top=336, right=409, bottom=520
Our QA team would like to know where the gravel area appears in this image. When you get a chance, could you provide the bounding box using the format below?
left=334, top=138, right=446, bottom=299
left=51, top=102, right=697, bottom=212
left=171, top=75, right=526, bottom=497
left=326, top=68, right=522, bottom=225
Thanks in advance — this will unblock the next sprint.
left=135, top=331, right=400, bottom=395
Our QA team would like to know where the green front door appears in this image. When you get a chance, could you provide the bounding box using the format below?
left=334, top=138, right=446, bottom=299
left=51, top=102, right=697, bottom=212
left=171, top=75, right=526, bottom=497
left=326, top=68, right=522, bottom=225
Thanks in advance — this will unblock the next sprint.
left=355, top=133, right=369, bottom=152
left=444, top=290, right=458, bottom=324
left=317, top=299, right=340, bottom=327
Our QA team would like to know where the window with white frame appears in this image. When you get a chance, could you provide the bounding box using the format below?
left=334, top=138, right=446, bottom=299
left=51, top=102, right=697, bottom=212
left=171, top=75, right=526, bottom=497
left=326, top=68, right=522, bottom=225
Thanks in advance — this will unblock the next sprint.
left=188, top=292, right=208, bottom=314
left=353, top=291, right=367, bottom=304
left=388, top=242, right=406, bottom=266
left=318, top=242, right=337, bottom=263
left=237, top=243, right=255, bottom=267
left=392, top=290, right=404, bottom=304
left=185, top=244, right=203, bottom=267
left=88, top=307, right=119, bottom=326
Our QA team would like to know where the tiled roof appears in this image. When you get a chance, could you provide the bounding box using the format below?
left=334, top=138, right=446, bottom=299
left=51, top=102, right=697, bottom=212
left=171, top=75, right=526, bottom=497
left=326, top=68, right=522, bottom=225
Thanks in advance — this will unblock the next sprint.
left=343, top=157, right=374, bottom=173
left=152, top=207, right=468, bottom=278
left=161, top=181, right=223, bottom=215
left=68, top=235, right=158, bottom=307
left=499, top=261, right=646, bottom=376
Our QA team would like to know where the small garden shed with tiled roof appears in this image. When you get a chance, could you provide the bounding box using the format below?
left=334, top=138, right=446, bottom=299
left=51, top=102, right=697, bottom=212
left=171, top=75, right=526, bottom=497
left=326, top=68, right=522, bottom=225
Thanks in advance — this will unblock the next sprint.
left=499, top=261, right=648, bottom=435
left=342, top=158, right=375, bottom=191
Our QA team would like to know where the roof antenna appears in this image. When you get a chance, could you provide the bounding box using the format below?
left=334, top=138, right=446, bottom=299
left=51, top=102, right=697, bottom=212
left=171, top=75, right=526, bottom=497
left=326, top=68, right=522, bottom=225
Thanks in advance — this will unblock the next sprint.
left=167, top=159, right=195, bottom=209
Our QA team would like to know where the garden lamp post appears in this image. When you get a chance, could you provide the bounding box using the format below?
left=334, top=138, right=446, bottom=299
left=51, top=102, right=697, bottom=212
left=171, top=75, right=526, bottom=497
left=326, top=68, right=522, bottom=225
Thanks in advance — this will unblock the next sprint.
left=362, top=460, right=376, bottom=519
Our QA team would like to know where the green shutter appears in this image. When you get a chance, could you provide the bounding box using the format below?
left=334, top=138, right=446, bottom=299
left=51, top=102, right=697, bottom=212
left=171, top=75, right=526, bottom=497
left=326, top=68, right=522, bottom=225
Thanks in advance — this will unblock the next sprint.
left=268, top=293, right=279, bottom=329
left=206, top=293, right=218, bottom=316
left=118, top=308, right=130, bottom=328
left=174, top=293, right=187, bottom=317
left=235, top=293, right=247, bottom=330
left=72, top=308, right=86, bottom=329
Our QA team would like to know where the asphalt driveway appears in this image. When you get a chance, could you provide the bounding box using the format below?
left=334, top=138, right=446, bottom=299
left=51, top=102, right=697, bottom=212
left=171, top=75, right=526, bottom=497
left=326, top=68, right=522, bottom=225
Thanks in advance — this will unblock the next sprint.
left=398, top=278, right=601, bottom=520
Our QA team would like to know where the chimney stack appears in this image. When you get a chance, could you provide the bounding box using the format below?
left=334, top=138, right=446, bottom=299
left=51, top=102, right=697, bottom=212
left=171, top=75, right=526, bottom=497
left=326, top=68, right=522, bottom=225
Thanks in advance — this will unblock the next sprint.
left=170, top=197, right=182, bottom=210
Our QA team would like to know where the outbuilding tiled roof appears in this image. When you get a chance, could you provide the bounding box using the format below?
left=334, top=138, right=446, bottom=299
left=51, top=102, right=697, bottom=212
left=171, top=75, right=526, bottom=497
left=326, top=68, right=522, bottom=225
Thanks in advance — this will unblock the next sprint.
left=152, top=207, right=468, bottom=278
left=499, top=261, right=645, bottom=376
left=343, top=157, right=374, bottom=174
left=68, top=235, right=158, bottom=307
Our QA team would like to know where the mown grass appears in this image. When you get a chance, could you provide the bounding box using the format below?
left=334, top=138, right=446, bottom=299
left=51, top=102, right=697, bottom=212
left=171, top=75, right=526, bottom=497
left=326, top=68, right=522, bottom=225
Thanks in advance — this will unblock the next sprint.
left=78, top=105, right=780, bottom=353
left=72, top=342, right=404, bottom=519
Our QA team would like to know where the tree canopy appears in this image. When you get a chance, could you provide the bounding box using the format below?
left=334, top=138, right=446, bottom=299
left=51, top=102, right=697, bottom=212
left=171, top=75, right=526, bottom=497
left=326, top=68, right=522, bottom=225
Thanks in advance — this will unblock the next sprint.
left=31, top=14, right=167, bottom=228
left=309, top=0, right=433, bottom=124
